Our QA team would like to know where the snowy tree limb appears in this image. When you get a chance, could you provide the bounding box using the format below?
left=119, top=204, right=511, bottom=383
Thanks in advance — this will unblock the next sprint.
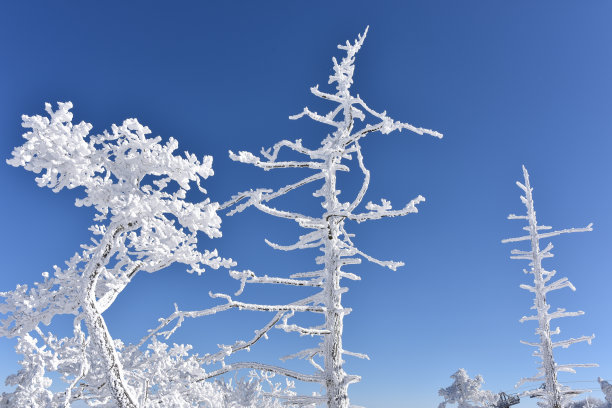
left=197, top=362, right=324, bottom=383
left=199, top=312, right=285, bottom=365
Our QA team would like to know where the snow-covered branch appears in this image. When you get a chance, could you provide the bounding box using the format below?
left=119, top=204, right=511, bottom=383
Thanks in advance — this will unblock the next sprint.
left=552, top=335, right=595, bottom=349
left=198, top=362, right=324, bottom=383
left=201, top=312, right=285, bottom=366
left=230, top=269, right=322, bottom=296
left=346, top=195, right=424, bottom=223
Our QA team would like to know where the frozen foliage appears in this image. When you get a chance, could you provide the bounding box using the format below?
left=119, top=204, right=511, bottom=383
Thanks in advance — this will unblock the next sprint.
left=0, top=103, right=245, bottom=407
left=438, top=369, right=498, bottom=408
left=0, top=332, right=294, bottom=407
left=567, top=397, right=608, bottom=408
left=566, top=379, right=612, bottom=408
left=146, top=28, right=441, bottom=408
left=502, top=166, right=596, bottom=408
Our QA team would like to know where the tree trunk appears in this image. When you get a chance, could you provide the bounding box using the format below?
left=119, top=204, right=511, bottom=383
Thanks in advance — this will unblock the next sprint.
left=82, top=226, right=138, bottom=408
left=323, top=162, right=350, bottom=408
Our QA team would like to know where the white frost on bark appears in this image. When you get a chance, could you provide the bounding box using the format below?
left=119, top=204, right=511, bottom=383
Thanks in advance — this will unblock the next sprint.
left=502, top=166, right=596, bottom=408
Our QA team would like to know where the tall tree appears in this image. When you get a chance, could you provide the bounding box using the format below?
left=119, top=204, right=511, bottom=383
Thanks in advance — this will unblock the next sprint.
left=148, top=28, right=441, bottom=408
left=0, top=102, right=234, bottom=407
left=502, top=166, right=596, bottom=408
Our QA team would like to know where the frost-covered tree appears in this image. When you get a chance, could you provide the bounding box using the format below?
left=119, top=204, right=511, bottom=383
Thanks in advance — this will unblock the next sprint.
left=0, top=102, right=237, bottom=407
left=146, top=28, right=441, bottom=408
left=502, top=166, right=596, bottom=408
left=438, top=369, right=498, bottom=408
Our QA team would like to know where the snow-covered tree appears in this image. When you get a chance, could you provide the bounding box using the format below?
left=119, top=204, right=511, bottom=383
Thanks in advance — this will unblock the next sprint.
left=502, top=166, right=596, bottom=408
left=146, top=28, right=441, bottom=408
left=0, top=102, right=236, bottom=407
left=438, top=369, right=498, bottom=408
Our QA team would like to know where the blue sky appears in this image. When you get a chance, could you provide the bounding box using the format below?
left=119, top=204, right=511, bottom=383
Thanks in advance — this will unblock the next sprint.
left=1, top=2, right=612, bottom=407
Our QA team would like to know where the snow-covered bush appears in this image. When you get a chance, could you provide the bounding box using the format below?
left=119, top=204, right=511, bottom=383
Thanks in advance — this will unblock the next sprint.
left=438, top=369, right=497, bottom=408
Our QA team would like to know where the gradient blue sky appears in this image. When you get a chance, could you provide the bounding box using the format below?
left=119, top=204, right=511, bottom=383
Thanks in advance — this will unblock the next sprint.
left=1, top=2, right=612, bottom=407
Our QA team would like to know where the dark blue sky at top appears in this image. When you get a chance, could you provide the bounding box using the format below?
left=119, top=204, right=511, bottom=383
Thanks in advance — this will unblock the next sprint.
left=1, top=2, right=612, bottom=407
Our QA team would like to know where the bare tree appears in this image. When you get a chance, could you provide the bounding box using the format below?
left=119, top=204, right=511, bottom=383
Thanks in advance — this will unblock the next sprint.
left=502, top=166, right=596, bottom=408
left=147, top=28, right=441, bottom=408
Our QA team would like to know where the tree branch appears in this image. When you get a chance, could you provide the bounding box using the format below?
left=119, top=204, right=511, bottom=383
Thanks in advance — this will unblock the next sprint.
left=197, top=362, right=324, bottom=383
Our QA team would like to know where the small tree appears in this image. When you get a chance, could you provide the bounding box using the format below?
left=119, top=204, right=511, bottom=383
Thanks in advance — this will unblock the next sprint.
left=502, top=166, right=596, bottom=408
left=438, top=369, right=497, bottom=408
left=0, top=102, right=235, bottom=407
left=147, top=28, right=441, bottom=408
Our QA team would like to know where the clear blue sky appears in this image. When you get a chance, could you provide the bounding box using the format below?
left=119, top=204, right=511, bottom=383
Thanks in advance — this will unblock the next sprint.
left=1, top=2, right=612, bottom=407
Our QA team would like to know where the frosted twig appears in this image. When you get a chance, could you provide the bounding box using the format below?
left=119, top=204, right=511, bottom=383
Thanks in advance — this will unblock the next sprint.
left=348, top=195, right=424, bottom=223
left=138, top=302, right=233, bottom=347
left=342, top=349, right=370, bottom=360
left=229, top=150, right=327, bottom=171
left=289, top=107, right=343, bottom=128
left=230, top=270, right=322, bottom=296
left=261, top=139, right=315, bottom=162
left=198, top=312, right=285, bottom=365
left=347, top=141, right=370, bottom=212
left=277, top=322, right=330, bottom=336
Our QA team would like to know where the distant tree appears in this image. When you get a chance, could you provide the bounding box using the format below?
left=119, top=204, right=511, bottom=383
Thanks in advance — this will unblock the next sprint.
left=0, top=102, right=240, bottom=407
left=147, top=28, right=441, bottom=408
left=502, top=166, right=596, bottom=408
left=438, top=369, right=497, bottom=408
left=599, top=378, right=612, bottom=406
